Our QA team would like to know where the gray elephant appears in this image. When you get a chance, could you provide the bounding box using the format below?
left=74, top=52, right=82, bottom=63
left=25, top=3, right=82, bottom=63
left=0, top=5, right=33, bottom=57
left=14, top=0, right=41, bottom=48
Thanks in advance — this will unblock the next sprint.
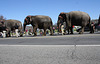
left=23, top=15, right=53, bottom=36
left=0, top=20, right=7, bottom=32
left=0, top=19, right=23, bottom=37
left=57, top=11, right=91, bottom=34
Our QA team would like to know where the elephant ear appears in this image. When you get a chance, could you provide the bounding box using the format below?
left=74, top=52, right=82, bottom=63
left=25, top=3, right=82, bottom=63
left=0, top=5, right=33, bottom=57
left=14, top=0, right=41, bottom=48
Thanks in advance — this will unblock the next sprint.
left=25, top=16, right=32, bottom=24
left=59, top=12, right=67, bottom=22
left=65, top=13, right=71, bottom=27
left=28, top=16, right=32, bottom=23
left=30, top=16, right=32, bottom=22
left=25, top=18, right=28, bottom=23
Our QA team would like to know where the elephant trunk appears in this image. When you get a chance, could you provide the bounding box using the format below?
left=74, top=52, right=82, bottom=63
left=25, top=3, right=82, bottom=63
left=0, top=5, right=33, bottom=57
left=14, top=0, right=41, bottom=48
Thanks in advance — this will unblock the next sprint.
left=88, top=17, right=91, bottom=31
left=23, top=24, right=26, bottom=31
left=57, top=22, right=61, bottom=33
left=57, top=21, right=60, bottom=33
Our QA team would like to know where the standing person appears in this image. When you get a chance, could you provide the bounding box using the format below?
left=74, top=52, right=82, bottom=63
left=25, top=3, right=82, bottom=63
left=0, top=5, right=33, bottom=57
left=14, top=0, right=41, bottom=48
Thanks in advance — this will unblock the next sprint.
left=2, top=31, right=6, bottom=38
left=73, top=25, right=74, bottom=32
left=53, top=27, right=55, bottom=33
left=59, top=23, right=62, bottom=33
left=46, top=30, right=49, bottom=34
left=2, top=24, right=6, bottom=38
left=15, top=25, right=19, bottom=37
left=40, top=29, right=43, bottom=36
left=61, top=25, right=64, bottom=35
left=90, top=22, right=95, bottom=33
left=0, top=32, right=2, bottom=38
left=25, top=29, right=28, bottom=36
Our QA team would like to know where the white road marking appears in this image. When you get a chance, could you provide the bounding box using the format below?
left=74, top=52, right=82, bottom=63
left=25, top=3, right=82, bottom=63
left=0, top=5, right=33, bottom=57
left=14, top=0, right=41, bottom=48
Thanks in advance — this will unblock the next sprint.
left=0, top=45, right=100, bottom=46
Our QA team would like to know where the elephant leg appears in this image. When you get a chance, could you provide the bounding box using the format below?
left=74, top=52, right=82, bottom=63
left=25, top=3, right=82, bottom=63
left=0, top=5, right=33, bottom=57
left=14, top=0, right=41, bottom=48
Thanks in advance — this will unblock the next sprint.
left=79, top=26, right=84, bottom=34
left=57, top=27, right=59, bottom=34
left=19, top=30, right=23, bottom=37
left=6, top=30, right=11, bottom=37
left=33, top=27, right=37, bottom=36
left=43, top=29, right=46, bottom=36
left=49, top=26, right=53, bottom=35
left=8, top=31, right=11, bottom=37
left=70, top=27, right=73, bottom=34
left=57, top=23, right=59, bottom=34
left=64, top=28, right=66, bottom=35
left=67, top=27, right=70, bottom=34
left=67, top=29, right=69, bottom=34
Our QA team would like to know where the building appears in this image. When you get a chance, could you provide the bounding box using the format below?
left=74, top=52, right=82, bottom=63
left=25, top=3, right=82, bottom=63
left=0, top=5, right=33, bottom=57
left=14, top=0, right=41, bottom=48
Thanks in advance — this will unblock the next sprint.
left=25, top=26, right=33, bottom=32
left=91, top=19, right=98, bottom=24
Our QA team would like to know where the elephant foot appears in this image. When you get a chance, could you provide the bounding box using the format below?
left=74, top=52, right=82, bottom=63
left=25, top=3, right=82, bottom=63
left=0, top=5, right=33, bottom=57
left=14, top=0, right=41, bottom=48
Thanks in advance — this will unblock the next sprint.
left=50, top=34, right=53, bottom=36
left=62, top=33, right=66, bottom=35
left=79, top=32, right=83, bottom=34
left=63, top=33, right=66, bottom=35
left=34, top=34, right=37, bottom=36
left=90, top=32, right=94, bottom=34
left=33, top=35, right=37, bottom=37
left=43, top=34, right=46, bottom=36
left=67, top=34, right=70, bottom=35
left=7, top=35, right=11, bottom=37
left=70, top=33, right=73, bottom=34
left=20, top=35, right=23, bottom=37
left=67, top=33, right=69, bottom=34
left=67, top=33, right=70, bottom=35
left=34, top=33, right=37, bottom=36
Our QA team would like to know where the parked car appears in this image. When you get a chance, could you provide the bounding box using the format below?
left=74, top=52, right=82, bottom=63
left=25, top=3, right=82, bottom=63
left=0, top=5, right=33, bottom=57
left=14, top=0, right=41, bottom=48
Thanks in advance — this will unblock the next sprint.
left=77, top=24, right=100, bottom=32
left=95, top=24, right=100, bottom=31
left=76, top=27, right=90, bottom=32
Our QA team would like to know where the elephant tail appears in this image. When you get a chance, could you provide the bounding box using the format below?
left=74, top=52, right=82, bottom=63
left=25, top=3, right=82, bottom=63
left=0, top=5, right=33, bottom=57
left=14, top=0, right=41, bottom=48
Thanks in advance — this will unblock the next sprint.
left=88, top=17, right=91, bottom=29
left=89, top=17, right=91, bottom=24
left=50, top=18, right=53, bottom=26
left=51, top=21, right=53, bottom=26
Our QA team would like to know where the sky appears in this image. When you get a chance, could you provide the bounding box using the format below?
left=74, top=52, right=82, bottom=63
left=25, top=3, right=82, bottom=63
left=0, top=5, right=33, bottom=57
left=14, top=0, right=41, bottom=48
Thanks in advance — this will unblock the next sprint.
left=0, top=0, right=100, bottom=25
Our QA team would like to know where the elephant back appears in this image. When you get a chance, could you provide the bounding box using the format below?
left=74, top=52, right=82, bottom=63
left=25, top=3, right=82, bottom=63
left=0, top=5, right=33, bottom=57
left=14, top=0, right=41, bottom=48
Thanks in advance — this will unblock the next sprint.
left=35, top=15, right=52, bottom=22
left=69, top=11, right=90, bottom=19
left=4, top=19, right=22, bottom=31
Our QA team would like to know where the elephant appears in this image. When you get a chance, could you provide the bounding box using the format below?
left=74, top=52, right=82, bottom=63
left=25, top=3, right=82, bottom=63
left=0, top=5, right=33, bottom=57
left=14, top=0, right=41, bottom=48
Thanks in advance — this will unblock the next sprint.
left=0, top=19, right=23, bottom=37
left=23, top=15, right=53, bottom=36
left=57, top=18, right=66, bottom=34
left=0, top=21, right=6, bottom=32
left=0, top=22, right=3, bottom=32
left=57, top=11, right=91, bottom=34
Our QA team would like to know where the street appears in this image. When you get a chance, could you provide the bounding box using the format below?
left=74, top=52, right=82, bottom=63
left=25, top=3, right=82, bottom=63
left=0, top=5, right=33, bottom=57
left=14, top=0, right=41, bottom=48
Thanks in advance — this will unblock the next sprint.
left=0, top=32, right=100, bottom=64
left=0, top=32, right=100, bottom=45
left=0, top=45, right=100, bottom=64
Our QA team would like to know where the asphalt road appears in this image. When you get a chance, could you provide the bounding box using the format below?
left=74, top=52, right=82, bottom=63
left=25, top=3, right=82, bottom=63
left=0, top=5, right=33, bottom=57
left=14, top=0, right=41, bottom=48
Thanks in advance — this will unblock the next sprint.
left=0, top=45, right=100, bottom=64
left=0, top=32, right=100, bottom=64
left=0, top=32, right=100, bottom=45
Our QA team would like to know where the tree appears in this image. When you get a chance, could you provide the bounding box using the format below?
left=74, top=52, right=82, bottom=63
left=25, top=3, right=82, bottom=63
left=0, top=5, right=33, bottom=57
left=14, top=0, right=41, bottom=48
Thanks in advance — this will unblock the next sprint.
left=0, top=15, right=6, bottom=22
left=0, top=15, right=6, bottom=20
